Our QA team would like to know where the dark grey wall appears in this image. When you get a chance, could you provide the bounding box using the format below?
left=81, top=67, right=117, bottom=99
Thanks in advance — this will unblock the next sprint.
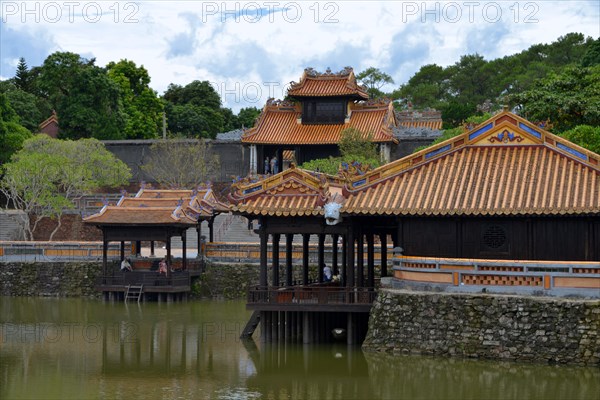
left=102, top=139, right=249, bottom=184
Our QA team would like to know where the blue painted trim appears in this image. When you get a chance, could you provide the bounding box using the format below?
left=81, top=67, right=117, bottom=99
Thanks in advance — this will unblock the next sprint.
left=352, top=179, right=367, bottom=187
left=518, top=122, right=542, bottom=139
left=425, top=144, right=451, bottom=159
left=468, top=123, right=493, bottom=141
left=556, top=142, right=588, bottom=161
left=243, top=185, right=262, bottom=195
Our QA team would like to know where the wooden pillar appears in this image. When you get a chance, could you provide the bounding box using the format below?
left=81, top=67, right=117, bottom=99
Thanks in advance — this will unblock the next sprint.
left=342, top=235, right=347, bottom=285
left=102, top=234, right=108, bottom=276
left=346, top=230, right=355, bottom=288
left=135, top=241, right=141, bottom=257
left=332, top=234, right=339, bottom=276
left=150, top=241, right=155, bottom=257
left=208, top=218, right=214, bottom=243
left=357, top=231, right=364, bottom=287
left=120, top=241, right=125, bottom=262
left=367, top=233, right=374, bottom=288
left=166, top=237, right=172, bottom=278
left=317, top=234, right=325, bottom=283
left=380, top=233, right=388, bottom=278
left=272, top=234, right=280, bottom=287
left=302, top=234, right=310, bottom=285
left=196, top=223, right=202, bottom=255
left=182, top=230, right=187, bottom=271
left=285, top=234, right=293, bottom=286
left=259, top=230, right=268, bottom=287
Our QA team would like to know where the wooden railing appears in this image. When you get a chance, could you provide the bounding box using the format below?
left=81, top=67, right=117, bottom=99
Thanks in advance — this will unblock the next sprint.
left=247, top=286, right=377, bottom=305
left=392, top=254, right=600, bottom=296
left=96, top=272, right=191, bottom=288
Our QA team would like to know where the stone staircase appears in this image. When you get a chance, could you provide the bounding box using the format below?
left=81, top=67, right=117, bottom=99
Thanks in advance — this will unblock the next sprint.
left=0, top=210, right=27, bottom=241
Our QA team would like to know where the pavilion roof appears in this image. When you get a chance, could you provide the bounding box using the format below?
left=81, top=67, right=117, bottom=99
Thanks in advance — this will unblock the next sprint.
left=342, top=110, right=600, bottom=217
left=241, top=99, right=397, bottom=145
left=287, top=67, right=369, bottom=99
left=228, top=166, right=333, bottom=217
left=84, top=186, right=229, bottom=226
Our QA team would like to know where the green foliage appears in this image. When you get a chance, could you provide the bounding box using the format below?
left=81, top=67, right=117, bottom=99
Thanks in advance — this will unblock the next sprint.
left=0, top=136, right=130, bottom=239
left=0, top=93, right=33, bottom=165
left=37, top=52, right=126, bottom=139
left=15, top=57, right=31, bottom=92
left=141, top=140, right=220, bottom=188
left=0, top=84, right=51, bottom=131
left=237, top=107, right=261, bottom=128
left=560, top=125, right=600, bottom=154
left=163, top=81, right=221, bottom=109
left=356, top=67, right=394, bottom=98
left=412, top=114, right=492, bottom=153
left=510, top=65, right=600, bottom=132
left=300, top=128, right=381, bottom=174
left=581, top=38, right=600, bottom=67
left=106, top=60, right=164, bottom=139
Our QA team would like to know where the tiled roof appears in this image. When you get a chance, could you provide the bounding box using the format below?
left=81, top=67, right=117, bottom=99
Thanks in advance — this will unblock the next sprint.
left=398, top=120, right=443, bottom=130
left=85, top=187, right=228, bottom=225
left=242, top=100, right=397, bottom=145
left=229, top=166, right=330, bottom=217
left=343, top=111, right=600, bottom=216
left=287, top=67, right=368, bottom=99
left=395, top=109, right=443, bottom=131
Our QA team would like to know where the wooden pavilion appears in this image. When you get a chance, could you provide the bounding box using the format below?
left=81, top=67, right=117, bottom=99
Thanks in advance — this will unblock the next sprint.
left=230, top=109, right=600, bottom=343
left=242, top=67, right=398, bottom=174
left=84, top=185, right=228, bottom=301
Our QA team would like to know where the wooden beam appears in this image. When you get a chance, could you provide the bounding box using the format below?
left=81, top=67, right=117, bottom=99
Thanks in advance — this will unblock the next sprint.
left=208, top=218, right=214, bottom=243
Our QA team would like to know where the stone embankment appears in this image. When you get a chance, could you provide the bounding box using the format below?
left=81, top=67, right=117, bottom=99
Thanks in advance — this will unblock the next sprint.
left=363, top=288, right=600, bottom=366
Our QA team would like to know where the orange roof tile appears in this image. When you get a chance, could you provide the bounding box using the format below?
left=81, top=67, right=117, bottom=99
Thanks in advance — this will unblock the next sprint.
left=229, top=166, right=330, bottom=217
left=398, top=120, right=443, bottom=130
left=287, top=67, right=368, bottom=99
left=84, top=207, right=197, bottom=225
left=242, top=100, right=397, bottom=145
left=343, top=111, right=600, bottom=216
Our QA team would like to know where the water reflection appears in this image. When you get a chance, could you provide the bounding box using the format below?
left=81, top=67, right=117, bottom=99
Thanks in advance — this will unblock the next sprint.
left=1, top=297, right=599, bottom=400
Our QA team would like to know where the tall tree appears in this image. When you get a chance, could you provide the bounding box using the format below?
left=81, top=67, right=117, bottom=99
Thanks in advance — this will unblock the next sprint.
left=106, top=59, right=164, bottom=139
left=0, top=135, right=130, bottom=239
left=356, top=67, right=394, bottom=98
left=37, top=52, right=126, bottom=139
left=237, top=107, right=261, bottom=128
left=0, top=94, right=32, bottom=165
left=14, top=57, right=31, bottom=92
left=141, top=140, right=220, bottom=188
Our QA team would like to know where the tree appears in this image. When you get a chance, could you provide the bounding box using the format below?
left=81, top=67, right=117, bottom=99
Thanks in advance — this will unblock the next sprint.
left=0, top=136, right=131, bottom=240
left=106, top=60, right=164, bottom=139
left=581, top=38, right=600, bottom=67
left=0, top=93, right=33, bottom=165
left=0, top=85, right=51, bottom=132
left=356, top=67, right=394, bottom=98
left=561, top=125, right=600, bottom=154
left=15, top=57, right=31, bottom=92
left=510, top=65, right=600, bottom=132
left=37, top=52, right=126, bottom=139
left=237, top=107, right=261, bottom=128
left=166, top=103, right=224, bottom=139
left=141, top=140, right=220, bottom=188
left=163, top=81, right=221, bottom=109
left=300, top=128, right=381, bottom=174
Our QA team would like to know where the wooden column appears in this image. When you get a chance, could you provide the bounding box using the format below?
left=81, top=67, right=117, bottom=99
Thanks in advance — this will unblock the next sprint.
left=150, top=241, right=155, bottom=257
left=166, top=237, right=172, bottom=278
left=367, top=233, right=374, bottom=288
left=302, top=234, right=310, bottom=285
left=342, top=235, right=347, bottom=285
left=380, top=233, right=388, bottom=278
left=332, top=234, right=339, bottom=276
left=259, top=230, right=268, bottom=287
left=135, top=241, right=141, bottom=257
left=285, top=234, right=293, bottom=286
left=272, top=234, right=280, bottom=287
left=102, top=233, right=108, bottom=276
left=182, top=230, right=187, bottom=271
left=357, top=231, right=364, bottom=287
left=208, top=218, right=214, bottom=242
left=120, top=241, right=125, bottom=262
left=346, top=230, right=355, bottom=288
left=196, top=223, right=202, bottom=256
left=317, top=234, right=325, bottom=283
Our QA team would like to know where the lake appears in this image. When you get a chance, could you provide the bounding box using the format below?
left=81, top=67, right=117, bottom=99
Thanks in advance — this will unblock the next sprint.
left=1, top=297, right=598, bottom=399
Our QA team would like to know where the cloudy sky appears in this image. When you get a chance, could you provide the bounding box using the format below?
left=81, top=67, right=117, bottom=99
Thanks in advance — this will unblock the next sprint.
left=1, top=1, right=599, bottom=111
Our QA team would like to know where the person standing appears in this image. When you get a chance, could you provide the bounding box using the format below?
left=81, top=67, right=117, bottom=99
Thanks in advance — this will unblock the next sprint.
left=271, top=156, right=278, bottom=174
left=264, top=156, right=270, bottom=174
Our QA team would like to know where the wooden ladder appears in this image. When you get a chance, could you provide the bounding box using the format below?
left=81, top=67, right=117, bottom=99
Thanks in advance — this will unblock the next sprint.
left=240, top=310, right=261, bottom=339
left=125, top=284, right=143, bottom=303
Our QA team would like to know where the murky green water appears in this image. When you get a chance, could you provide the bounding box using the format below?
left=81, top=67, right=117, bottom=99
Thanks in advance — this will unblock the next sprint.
left=1, top=297, right=598, bottom=400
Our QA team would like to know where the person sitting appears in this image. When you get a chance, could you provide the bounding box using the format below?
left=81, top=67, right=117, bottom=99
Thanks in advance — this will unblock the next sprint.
left=158, top=258, right=168, bottom=276
left=323, top=263, right=332, bottom=282
left=120, top=258, right=132, bottom=272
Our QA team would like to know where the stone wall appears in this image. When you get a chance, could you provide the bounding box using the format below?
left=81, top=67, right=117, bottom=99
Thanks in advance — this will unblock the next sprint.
left=0, top=262, right=104, bottom=298
left=363, top=288, right=600, bottom=366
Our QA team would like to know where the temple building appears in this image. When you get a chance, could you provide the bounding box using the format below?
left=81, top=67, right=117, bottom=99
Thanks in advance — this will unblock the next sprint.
left=230, top=109, right=600, bottom=343
left=242, top=67, right=398, bottom=174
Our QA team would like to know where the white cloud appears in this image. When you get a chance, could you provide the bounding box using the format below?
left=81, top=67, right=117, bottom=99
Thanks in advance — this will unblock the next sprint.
left=1, top=1, right=598, bottom=111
